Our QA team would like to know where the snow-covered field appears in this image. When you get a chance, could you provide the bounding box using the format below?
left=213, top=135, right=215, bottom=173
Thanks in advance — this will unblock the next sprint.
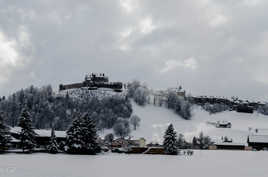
left=1, top=151, right=268, bottom=177
left=130, top=102, right=268, bottom=144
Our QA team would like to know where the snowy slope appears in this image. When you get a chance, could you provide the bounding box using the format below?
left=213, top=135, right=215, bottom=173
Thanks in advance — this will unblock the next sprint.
left=130, top=101, right=268, bottom=144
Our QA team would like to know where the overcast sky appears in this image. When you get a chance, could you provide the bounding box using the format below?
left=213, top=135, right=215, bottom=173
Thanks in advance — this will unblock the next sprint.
left=0, top=0, right=268, bottom=100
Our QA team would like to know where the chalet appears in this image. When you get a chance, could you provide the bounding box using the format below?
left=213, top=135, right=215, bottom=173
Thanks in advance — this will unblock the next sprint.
left=216, top=121, right=232, bottom=128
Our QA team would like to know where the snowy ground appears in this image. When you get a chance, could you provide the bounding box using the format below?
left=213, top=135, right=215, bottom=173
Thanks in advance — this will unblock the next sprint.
left=128, top=102, right=268, bottom=144
left=1, top=151, right=268, bottom=177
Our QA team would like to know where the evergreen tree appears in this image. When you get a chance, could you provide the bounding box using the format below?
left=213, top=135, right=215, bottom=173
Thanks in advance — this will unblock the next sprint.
left=163, top=124, right=178, bottom=155
left=65, top=116, right=83, bottom=154
left=192, top=136, right=198, bottom=149
left=65, top=113, right=100, bottom=154
left=81, top=113, right=101, bottom=154
left=18, top=109, right=37, bottom=152
left=0, top=112, right=11, bottom=151
left=47, top=127, right=59, bottom=154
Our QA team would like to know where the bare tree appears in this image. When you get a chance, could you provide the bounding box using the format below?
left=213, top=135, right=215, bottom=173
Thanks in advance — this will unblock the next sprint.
left=130, top=115, right=141, bottom=130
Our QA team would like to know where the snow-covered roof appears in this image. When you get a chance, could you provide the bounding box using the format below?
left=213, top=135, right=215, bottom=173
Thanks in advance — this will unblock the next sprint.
left=10, top=127, right=66, bottom=138
left=217, top=121, right=231, bottom=125
left=215, top=142, right=246, bottom=146
left=248, top=135, right=268, bottom=143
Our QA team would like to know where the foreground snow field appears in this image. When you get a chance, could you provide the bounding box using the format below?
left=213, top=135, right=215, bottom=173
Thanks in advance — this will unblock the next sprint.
left=1, top=151, right=268, bottom=177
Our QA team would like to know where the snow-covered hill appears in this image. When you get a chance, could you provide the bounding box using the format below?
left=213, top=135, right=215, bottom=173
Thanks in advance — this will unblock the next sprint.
left=58, top=88, right=268, bottom=145
left=130, top=102, right=268, bottom=144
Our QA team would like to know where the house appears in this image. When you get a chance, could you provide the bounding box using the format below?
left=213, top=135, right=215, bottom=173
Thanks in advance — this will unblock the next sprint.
left=9, top=127, right=66, bottom=150
left=111, top=138, right=146, bottom=148
left=111, top=138, right=129, bottom=148
left=216, top=121, right=232, bottom=128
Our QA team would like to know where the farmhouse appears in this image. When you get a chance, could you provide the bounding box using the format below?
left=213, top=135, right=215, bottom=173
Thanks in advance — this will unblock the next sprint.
left=9, top=127, right=66, bottom=149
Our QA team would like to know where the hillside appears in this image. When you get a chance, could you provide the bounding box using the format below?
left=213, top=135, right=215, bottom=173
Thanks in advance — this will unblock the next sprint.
left=130, top=101, right=268, bottom=144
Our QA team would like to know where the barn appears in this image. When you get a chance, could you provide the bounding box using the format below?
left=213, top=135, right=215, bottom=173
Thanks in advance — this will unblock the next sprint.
left=209, top=143, right=249, bottom=150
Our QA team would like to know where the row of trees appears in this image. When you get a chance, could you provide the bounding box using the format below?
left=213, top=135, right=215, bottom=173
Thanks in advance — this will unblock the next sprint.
left=163, top=124, right=213, bottom=155
left=127, top=81, right=150, bottom=106
left=166, top=91, right=193, bottom=120
left=202, top=103, right=230, bottom=114
left=127, top=80, right=194, bottom=120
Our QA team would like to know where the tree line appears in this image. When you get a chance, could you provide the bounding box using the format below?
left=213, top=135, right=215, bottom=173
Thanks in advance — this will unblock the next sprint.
left=0, top=85, right=133, bottom=131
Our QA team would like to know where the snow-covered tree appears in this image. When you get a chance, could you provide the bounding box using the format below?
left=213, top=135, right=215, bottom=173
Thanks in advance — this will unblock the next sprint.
left=133, top=87, right=149, bottom=106
left=127, top=80, right=141, bottom=98
left=81, top=113, right=101, bottom=154
left=192, top=132, right=213, bottom=149
left=166, top=91, right=192, bottom=120
left=198, top=132, right=213, bottom=149
left=127, top=81, right=149, bottom=106
left=65, top=113, right=100, bottom=154
left=163, top=124, right=178, bottom=155
left=167, top=91, right=178, bottom=109
left=47, top=127, right=59, bottom=154
left=0, top=112, right=11, bottom=151
left=18, top=109, right=37, bottom=152
left=104, top=133, right=114, bottom=148
left=130, top=115, right=141, bottom=130
left=177, top=133, right=186, bottom=149
left=65, top=116, right=83, bottom=153
left=113, top=119, right=130, bottom=138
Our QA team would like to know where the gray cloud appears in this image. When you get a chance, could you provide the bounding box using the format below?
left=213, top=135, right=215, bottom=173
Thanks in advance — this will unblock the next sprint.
left=0, top=0, right=268, bottom=100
